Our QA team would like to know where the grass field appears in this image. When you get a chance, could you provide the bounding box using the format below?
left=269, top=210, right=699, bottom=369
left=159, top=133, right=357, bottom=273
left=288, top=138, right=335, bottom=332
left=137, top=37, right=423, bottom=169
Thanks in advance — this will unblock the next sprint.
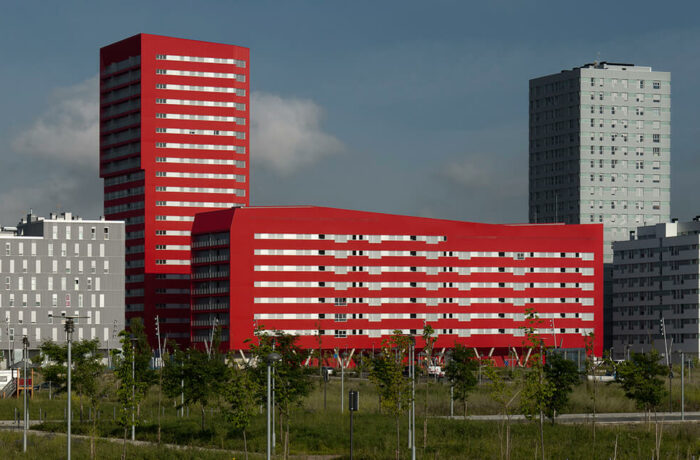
left=0, top=368, right=698, bottom=458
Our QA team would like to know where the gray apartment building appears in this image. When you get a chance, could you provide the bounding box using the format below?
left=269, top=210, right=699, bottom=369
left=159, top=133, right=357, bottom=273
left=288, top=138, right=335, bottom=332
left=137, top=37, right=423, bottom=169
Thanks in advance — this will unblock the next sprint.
left=529, top=62, right=671, bottom=263
left=0, top=212, right=124, bottom=365
left=612, top=220, right=700, bottom=361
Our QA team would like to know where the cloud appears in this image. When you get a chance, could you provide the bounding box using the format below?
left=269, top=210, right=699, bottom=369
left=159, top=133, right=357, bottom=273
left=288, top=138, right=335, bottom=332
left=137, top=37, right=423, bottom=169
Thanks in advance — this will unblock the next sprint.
left=251, top=91, right=344, bottom=174
left=12, top=76, right=99, bottom=164
left=433, top=153, right=528, bottom=223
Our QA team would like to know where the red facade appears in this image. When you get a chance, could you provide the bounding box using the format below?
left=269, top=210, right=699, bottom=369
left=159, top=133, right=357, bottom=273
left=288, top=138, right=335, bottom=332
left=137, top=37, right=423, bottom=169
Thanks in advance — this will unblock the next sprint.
left=100, top=34, right=250, bottom=346
left=191, top=206, right=605, bottom=358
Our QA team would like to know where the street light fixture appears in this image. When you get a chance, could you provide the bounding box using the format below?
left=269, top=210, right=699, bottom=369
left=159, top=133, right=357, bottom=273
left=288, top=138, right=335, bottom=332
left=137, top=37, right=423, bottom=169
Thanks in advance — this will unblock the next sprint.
left=266, top=352, right=281, bottom=460
left=22, top=335, right=29, bottom=453
left=49, top=313, right=88, bottom=460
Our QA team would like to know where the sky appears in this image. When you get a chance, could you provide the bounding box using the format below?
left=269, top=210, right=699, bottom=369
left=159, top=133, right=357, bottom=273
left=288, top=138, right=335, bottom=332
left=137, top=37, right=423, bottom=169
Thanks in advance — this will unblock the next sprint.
left=1, top=1, right=699, bottom=225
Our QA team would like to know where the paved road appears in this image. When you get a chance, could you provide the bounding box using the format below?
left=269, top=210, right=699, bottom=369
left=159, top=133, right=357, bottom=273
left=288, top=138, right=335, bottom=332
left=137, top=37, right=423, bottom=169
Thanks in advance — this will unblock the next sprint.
left=439, top=411, right=700, bottom=424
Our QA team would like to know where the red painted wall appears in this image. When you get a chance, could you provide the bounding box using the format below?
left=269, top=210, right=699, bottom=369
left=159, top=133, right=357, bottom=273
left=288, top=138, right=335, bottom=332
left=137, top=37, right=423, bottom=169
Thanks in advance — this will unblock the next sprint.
left=100, top=34, right=250, bottom=347
left=192, top=207, right=605, bottom=358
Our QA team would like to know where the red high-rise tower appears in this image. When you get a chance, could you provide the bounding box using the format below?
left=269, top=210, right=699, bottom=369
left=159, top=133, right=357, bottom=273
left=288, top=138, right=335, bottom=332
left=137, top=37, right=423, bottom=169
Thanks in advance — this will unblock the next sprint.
left=100, top=34, right=250, bottom=347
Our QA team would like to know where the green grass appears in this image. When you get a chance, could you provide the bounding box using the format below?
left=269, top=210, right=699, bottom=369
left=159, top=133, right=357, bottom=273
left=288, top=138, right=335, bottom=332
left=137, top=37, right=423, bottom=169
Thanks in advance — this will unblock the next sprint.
left=0, top=430, right=241, bottom=459
left=1, top=370, right=700, bottom=458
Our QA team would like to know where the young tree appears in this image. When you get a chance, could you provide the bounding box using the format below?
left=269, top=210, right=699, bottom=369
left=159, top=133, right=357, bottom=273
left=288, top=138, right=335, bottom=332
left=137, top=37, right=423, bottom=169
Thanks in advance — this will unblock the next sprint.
left=248, top=330, right=313, bottom=460
left=181, top=345, right=228, bottom=430
left=421, top=324, right=437, bottom=449
left=484, top=362, right=520, bottom=460
left=519, top=308, right=551, bottom=460
left=444, top=344, right=479, bottom=417
left=543, top=353, right=580, bottom=423
left=369, top=330, right=412, bottom=460
left=613, top=350, right=667, bottom=417
left=71, top=339, right=108, bottom=460
left=223, top=359, right=259, bottom=460
left=37, top=339, right=107, bottom=459
left=112, top=331, right=146, bottom=460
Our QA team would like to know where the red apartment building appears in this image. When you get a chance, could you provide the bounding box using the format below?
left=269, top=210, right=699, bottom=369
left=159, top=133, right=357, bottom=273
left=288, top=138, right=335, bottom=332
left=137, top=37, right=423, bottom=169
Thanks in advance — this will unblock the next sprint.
left=191, top=206, right=605, bottom=360
left=100, top=34, right=250, bottom=346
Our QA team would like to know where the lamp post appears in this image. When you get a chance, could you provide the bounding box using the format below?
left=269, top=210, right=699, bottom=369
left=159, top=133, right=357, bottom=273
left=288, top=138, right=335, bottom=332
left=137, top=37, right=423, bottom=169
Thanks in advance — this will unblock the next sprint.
left=266, top=352, right=281, bottom=460
left=50, top=313, right=87, bottom=460
left=130, top=337, right=138, bottom=441
left=341, top=351, right=348, bottom=413
left=410, top=338, right=416, bottom=460
left=22, top=335, right=29, bottom=453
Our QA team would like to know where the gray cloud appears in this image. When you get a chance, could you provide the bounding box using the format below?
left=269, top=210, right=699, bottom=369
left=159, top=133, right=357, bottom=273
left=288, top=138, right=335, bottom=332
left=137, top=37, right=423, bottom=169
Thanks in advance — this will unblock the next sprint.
left=12, top=76, right=99, bottom=164
left=251, top=91, right=344, bottom=174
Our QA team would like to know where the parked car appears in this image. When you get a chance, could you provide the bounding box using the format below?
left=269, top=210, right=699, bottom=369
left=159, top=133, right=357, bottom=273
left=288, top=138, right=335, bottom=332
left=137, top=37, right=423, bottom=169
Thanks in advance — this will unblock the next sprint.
left=321, top=366, right=334, bottom=376
left=427, top=365, right=445, bottom=379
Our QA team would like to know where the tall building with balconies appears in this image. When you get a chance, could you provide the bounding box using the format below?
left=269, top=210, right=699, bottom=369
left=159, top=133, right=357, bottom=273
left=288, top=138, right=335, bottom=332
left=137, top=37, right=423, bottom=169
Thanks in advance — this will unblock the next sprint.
left=529, top=62, right=671, bottom=262
left=99, top=34, right=250, bottom=346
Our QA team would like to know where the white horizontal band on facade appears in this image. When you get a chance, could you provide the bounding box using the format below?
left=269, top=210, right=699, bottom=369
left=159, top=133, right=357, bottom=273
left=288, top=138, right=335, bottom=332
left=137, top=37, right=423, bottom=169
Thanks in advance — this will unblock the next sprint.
left=252, top=280, right=595, bottom=291
left=155, top=142, right=245, bottom=154
left=155, top=259, right=191, bottom=265
left=156, top=98, right=246, bottom=110
left=156, top=54, right=246, bottom=68
left=156, top=127, right=245, bottom=139
left=156, top=83, right=246, bottom=96
left=155, top=157, right=246, bottom=167
left=253, top=248, right=594, bottom=261
left=253, top=265, right=595, bottom=276
left=156, top=186, right=245, bottom=196
left=155, top=215, right=195, bottom=221
left=156, top=171, right=245, bottom=181
left=157, top=69, right=246, bottom=82
left=156, top=113, right=246, bottom=124
left=155, top=201, right=242, bottom=208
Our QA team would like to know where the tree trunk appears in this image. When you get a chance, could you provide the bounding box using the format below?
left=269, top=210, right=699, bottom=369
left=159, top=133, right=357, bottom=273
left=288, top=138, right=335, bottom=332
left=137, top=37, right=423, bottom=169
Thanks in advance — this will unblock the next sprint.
left=285, top=413, right=290, bottom=460
left=464, top=400, right=467, bottom=418
left=201, top=405, right=206, bottom=431
left=396, top=415, right=400, bottom=460
left=243, top=429, right=249, bottom=460
left=539, top=409, right=545, bottom=460
left=122, top=426, right=128, bottom=460
left=90, top=405, right=97, bottom=460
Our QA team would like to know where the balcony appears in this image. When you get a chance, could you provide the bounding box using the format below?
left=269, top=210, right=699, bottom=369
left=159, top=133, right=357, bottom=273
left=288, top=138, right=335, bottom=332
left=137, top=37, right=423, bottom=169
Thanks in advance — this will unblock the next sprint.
left=192, top=239, right=230, bottom=248
left=192, top=255, right=229, bottom=264
left=192, top=287, right=230, bottom=295
left=192, top=271, right=229, bottom=279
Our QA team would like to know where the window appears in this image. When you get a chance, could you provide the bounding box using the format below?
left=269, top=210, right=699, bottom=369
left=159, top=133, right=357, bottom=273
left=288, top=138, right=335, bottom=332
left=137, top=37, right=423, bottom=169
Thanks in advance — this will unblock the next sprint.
left=91, top=227, right=96, bottom=240
left=103, top=227, right=109, bottom=240
left=334, top=297, right=347, bottom=306
left=653, top=81, right=660, bottom=89
left=334, top=330, right=347, bottom=338
left=653, top=134, right=660, bottom=143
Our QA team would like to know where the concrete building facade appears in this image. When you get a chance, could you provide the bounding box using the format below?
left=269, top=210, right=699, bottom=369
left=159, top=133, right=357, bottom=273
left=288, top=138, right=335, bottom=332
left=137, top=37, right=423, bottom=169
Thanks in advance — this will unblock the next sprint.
left=529, top=62, right=671, bottom=262
left=612, top=219, right=700, bottom=361
left=0, top=212, right=124, bottom=364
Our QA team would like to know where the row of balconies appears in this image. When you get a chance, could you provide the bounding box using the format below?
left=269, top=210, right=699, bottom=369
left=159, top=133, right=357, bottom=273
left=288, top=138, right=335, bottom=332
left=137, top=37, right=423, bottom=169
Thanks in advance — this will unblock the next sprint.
left=191, top=255, right=229, bottom=264
left=191, top=239, right=230, bottom=249
left=191, top=271, right=229, bottom=279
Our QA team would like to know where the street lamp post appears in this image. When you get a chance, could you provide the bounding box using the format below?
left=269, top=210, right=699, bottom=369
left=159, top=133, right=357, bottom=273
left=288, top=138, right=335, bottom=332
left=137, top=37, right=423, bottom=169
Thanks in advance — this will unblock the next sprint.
left=22, top=335, right=29, bottom=453
left=130, top=337, right=137, bottom=441
left=50, top=313, right=87, bottom=460
left=266, top=352, right=281, bottom=460
left=341, top=352, right=348, bottom=413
